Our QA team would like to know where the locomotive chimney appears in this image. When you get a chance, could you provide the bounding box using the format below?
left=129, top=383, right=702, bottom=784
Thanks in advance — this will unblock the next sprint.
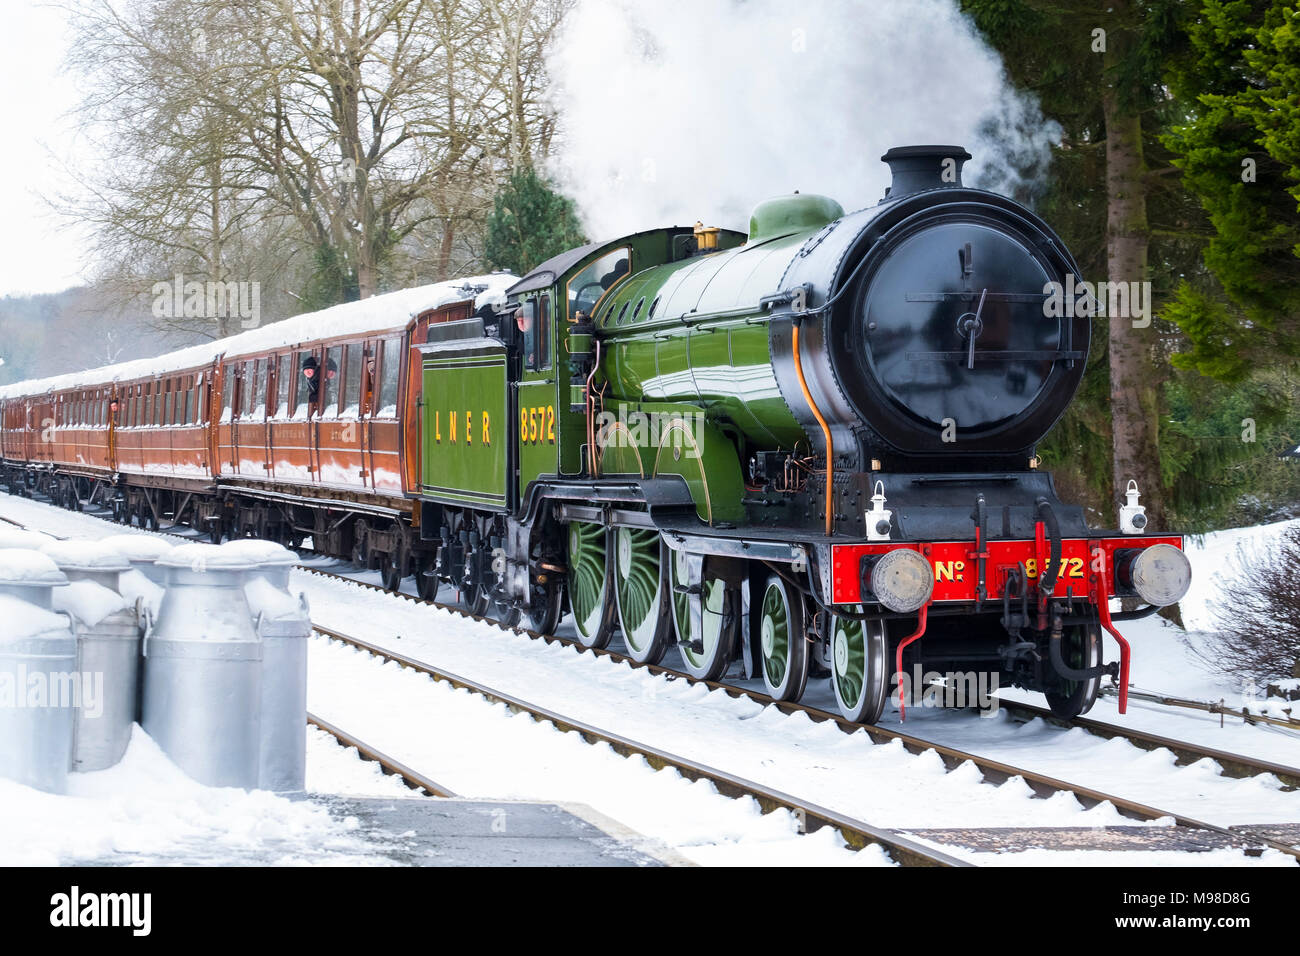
left=881, top=145, right=972, bottom=200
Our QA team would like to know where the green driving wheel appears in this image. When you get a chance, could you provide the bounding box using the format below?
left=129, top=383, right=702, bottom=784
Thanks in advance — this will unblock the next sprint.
left=614, top=528, right=671, bottom=664
left=568, top=521, right=616, bottom=648
left=758, top=574, right=809, bottom=701
left=669, top=550, right=737, bottom=681
left=831, top=612, right=890, bottom=724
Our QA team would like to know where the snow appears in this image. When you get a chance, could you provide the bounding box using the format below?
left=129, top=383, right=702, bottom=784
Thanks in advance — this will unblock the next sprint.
left=38, top=539, right=130, bottom=572
left=101, top=533, right=175, bottom=562
left=0, top=274, right=518, bottom=399
left=308, top=636, right=884, bottom=866
left=156, top=541, right=265, bottom=570
left=244, top=576, right=304, bottom=622
left=0, top=727, right=404, bottom=866
left=220, top=539, right=298, bottom=567
left=0, top=548, right=67, bottom=586
left=0, top=490, right=1296, bottom=866
left=0, top=527, right=55, bottom=550
left=52, top=580, right=130, bottom=628
left=0, top=592, right=73, bottom=642
left=118, top=569, right=163, bottom=622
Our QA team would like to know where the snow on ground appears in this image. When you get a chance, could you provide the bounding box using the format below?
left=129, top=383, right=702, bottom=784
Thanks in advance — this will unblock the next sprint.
left=0, top=727, right=407, bottom=866
left=1, top=491, right=1297, bottom=867
left=309, top=636, right=883, bottom=866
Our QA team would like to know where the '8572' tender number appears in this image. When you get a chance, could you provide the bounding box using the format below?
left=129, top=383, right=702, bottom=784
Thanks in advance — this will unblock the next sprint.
left=521, top=404, right=555, bottom=444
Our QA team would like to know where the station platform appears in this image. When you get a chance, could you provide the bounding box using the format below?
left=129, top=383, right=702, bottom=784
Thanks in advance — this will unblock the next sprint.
left=312, top=796, right=683, bottom=867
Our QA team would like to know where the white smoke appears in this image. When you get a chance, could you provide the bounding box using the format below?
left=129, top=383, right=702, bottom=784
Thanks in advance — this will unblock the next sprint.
left=545, top=0, right=1060, bottom=240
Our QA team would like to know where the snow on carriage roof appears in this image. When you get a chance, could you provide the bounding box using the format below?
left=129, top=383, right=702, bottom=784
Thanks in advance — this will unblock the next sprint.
left=0, top=273, right=517, bottom=399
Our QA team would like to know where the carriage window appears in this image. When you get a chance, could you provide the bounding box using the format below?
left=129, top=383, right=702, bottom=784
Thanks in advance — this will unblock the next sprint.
left=196, top=381, right=207, bottom=423
left=378, top=338, right=400, bottom=415
left=343, top=343, right=362, bottom=415
left=253, top=359, right=268, bottom=417
left=322, top=346, right=341, bottom=415
left=295, top=351, right=316, bottom=418
left=276, top=355, right=291, bottom=417
left=221, top=368, right=234, bottom=422
left=239, top=362, right=252, bottom=417
left=566, top=247, right=630, bottom=322
left=182, top=382, right=192, bottom=424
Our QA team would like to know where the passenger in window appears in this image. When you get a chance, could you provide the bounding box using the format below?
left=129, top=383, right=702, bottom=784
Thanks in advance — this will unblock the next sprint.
left=301, top=355, right=323, bottom=403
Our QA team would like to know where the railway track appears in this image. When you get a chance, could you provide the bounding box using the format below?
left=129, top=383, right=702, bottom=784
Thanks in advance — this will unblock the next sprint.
left=311, top=618, right=1300, bottom=863
left=307, top=713, right=459, bottom=798
left=4, top=498, right=1298, bottom=861
left=310, top=622, right=969, bottom=866
left=298, top=565, right=1300, bottom=790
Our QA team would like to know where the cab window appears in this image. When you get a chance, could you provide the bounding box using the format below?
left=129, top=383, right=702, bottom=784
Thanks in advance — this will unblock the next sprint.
left=567, top=247, right=630, bottom=323
left=518, top=295, right=552, bottom=372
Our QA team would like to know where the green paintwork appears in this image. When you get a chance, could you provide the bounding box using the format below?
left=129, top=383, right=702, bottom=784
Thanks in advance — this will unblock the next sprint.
left=419, top=342, right=508, bottom=509
left=568, top=521, right=609, bottom=642
left=613, top=527, right=663, bottom=654
left=596, top=399, right=745, bottom=523
left=832, top=615, right=867, bottom=707
left=747, top=193, right=845, bottom=243
left=760, top=578, right=792, bottom=687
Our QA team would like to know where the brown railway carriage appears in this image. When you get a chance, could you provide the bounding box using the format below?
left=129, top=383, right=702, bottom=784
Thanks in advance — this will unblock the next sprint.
left=0, top=278, right=511, bottom=580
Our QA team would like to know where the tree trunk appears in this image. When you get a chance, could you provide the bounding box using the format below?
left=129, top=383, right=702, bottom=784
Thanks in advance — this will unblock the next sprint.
left=1102, top=19, right=1165, bottom=531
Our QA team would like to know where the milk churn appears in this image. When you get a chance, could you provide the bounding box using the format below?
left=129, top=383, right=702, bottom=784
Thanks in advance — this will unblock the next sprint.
left=40, top=542, right=140, bottom=773
left=102, top=534, right=174, bottom=585
left=141, top=543, right=263, bottom=789
left=220, top=540, right=310, bottom=792
left=0, top=550, right=77, bottom=794
left=101, top=534, right=171, bottom=624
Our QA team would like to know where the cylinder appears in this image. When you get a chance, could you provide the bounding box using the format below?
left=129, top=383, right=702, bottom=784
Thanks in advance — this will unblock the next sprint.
left=42, top=541, right=143, bottom=769
left=222, top=540, right=310, bottom=793
left=40, top=540, right=131, bottom=592
left=142, top=544, right=262, bottom=789
left=102, top=534, right=175, bottom=586
left=53, top=584, right=138, bottom=773
left=0, top=551, right=76, bottom=794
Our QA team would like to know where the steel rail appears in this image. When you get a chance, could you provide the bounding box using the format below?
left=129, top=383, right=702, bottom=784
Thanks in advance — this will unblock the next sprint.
left=298, top=566, right=1300, bottom=791
left=311, top=620, right=1299, bottom=863
left=311, top=622, right=968, bottom=867
left=2, top=500, right=1295, bottom=860
left=999, top=699, right=1300, bottom=789
left=307, top=713, right=459, bottom=798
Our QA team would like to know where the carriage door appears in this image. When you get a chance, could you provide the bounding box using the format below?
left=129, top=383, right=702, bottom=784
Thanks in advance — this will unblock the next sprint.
left=516, top=291, right=558, bottom=500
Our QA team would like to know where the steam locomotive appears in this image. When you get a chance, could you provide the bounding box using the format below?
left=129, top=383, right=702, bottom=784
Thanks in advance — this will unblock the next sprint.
left=0, top=145, right=1191, bottom=723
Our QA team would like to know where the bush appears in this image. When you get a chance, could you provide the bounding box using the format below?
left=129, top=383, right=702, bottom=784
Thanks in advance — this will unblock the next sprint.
left=1207, top=524, right=1300, bottom=684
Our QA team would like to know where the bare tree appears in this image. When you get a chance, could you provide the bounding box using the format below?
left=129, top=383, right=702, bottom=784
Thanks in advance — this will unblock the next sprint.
left=61, top=0, right=572, bottom=315
left=1203, top=525, right=1300, bottom=684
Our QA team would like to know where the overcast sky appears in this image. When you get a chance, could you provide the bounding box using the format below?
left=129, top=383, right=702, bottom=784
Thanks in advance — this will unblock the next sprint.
left=0, top=2, right=92, bottom=298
